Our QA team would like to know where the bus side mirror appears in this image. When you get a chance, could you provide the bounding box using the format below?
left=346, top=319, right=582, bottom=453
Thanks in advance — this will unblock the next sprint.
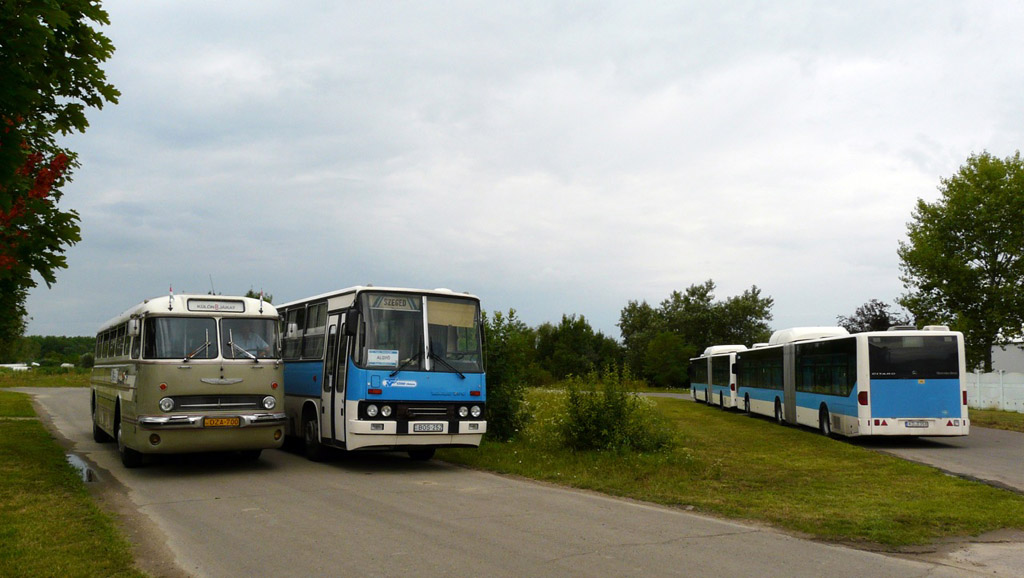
left=127, top=319, right=141, bottom=337
left=285, top=322, right=299, bottom=339
left=342, top=310, right=359, bottom=337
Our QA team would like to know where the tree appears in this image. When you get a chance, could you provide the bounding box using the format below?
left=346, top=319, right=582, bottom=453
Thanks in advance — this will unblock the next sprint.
left=837, top=299, right=911, bottom=333
left=245, top=288, right=273, bottom=303
left=481, top=309, right=532, bottom=441
left=0, top=1, right=119, bottom=357
left=898, top=151, right=1024, bottom=371
left=618, top=280, right=774, bottom=384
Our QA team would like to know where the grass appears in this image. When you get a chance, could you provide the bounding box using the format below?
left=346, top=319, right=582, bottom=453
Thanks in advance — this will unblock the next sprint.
left=0, top=368, right=91, bottom=388
left=0, top=390, right=143, bottom=577
left=970, top=407, right=1024, bottom=433
left=439, top=388, right=1024, bottom=547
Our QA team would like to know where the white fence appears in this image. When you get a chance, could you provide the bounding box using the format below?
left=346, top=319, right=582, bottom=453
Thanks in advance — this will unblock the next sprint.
left=965, top=371, right=1024, bottom=413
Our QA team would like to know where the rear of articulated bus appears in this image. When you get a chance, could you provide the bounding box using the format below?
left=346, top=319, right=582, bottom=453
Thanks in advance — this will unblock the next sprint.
left=689, top=355, right=710, bottom=402
left=345, top=291, right=487, bottom=457
left=857, top=328, right=969, bottom=436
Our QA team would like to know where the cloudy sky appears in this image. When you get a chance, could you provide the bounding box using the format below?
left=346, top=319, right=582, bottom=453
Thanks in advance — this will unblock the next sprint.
left=25, top=1, right=1024, bottom=339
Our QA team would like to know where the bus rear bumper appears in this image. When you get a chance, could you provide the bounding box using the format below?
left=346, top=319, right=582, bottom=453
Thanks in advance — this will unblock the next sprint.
left=859, top=417, right=970, bottom=436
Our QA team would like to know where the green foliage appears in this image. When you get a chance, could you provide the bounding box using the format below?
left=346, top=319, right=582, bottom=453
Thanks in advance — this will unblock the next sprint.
left=619, top=280, right=774, bottom=384
left=644, top=332, right=695, bottom=388
left=0, top=1, right=119, bottom=354
left=837, top=299, right=911, bottom=333
left=244, top=288, right=273, bottom=303
left=0, top=334, right=95, bottom=364
left=560, top=367, right=676, bottom=453
left=898, top=151, right=1024, bottom=370
left=0, top=393, right=142, bottom=577
left=534, top=314, right=623, bottom=380
left=482, top=309, right=532, bottom=441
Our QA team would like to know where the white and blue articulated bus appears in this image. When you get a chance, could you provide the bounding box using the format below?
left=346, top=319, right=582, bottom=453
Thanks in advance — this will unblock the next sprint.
left=278, top=287, right=486, bottom=461
left=735, top=326, right=969, bottom=437
left=689, top=345, right=747, bottom=408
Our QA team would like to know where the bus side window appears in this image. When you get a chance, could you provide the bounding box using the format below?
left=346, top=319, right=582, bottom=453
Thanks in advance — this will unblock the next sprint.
left=302, top=303, right=327, bottom=359
left=283, top=308, right=305, bottom=360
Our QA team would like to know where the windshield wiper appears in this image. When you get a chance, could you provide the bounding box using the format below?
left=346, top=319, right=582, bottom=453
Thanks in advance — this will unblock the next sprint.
left=390, top=350, right=422, bottom=377
left=183, top=330, right=211, bottom=362
left=228, top=329, right=259, bottom=363
left=429, top=349, right=465, bottom=379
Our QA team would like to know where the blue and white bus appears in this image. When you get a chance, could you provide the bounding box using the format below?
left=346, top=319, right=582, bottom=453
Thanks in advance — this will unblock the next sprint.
left=278, top=286, right=486, bottom=460
left=735, top=326, right=969, bottom=437
left=689, top=345, right=747, bottom=408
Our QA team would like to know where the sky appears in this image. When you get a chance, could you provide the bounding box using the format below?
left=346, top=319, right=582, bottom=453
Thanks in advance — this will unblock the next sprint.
left=24, top=1, right=1024, bottom=339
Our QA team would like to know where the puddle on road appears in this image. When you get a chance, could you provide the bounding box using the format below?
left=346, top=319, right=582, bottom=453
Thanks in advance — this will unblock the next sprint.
left=66, top=453, right=97, bottom=483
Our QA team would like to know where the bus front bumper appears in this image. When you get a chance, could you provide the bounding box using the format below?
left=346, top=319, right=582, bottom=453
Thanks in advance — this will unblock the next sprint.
left=138, top=412, right=287, bottom=429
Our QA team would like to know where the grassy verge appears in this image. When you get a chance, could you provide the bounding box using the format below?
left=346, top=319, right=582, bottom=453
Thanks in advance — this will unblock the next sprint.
left=439, top=389, right=1024, bottom=547
left=0, top=390, right=143, bottom=577
left=970, top=407, right=1024, bottom=433
left=0, top=368, right=90, bottom=388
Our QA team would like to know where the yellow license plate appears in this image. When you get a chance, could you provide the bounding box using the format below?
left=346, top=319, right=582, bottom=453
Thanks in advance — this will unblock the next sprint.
left=204, top=417, right=240, bottom=428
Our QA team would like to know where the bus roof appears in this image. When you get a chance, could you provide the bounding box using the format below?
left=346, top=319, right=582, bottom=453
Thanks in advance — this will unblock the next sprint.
left=768, top=326, right=850, bottom=345
left=702, top=344, right=748, bottom=356
left=277, top=286, right=480, bottom=310
left=98, top=294, right=279, bottom=332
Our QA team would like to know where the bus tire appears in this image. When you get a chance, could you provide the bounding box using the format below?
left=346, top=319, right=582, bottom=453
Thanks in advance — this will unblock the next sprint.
left=303, top=415, right=326, bottom=462
left=743, top=394, right=751, bottom=415
left=819, top=406, right=833, bottom=437
left=116, top=419, right=143, bottom=468
left=238, top=449, right=262, bottom=461
left=409, top=448, right=435, bottom=461
left=718, top=391, right=726, bottom=409
left=774, top=399, right=784, bottom=425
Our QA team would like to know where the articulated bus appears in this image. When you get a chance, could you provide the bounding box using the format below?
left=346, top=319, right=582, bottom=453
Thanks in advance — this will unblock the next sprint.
left=278, top=286, right=486, bottom=461
left=734, top=326, right=969, bottom=437
left=91, top=294, right=287, bottom=467
left=689, top=345, right=747, bottom=408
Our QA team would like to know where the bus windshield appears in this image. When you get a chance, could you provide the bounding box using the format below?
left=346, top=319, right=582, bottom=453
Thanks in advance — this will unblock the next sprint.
left=868, top=335, right=960, bottom=380
left=362, top=294, right=425, bottom=371
left=144, top=317, right=217, bottom=360
left=427, top=296, right=483, bottom=373
left=359, top=293, right=483, bottom=373
left=222, top=318, right=280, bottom=360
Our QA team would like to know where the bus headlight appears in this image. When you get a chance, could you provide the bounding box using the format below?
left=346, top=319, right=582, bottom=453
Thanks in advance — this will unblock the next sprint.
left=470, top=405, right=482, bottom=418
left=458, top=406, right=469, bottom=418
left=366, top=404, right=378, bottom=418
left=159, top=397, right=174, bottom=412
left=262, top=396, right=276, bottom=410
left=381, top=405, right=392, bottom=417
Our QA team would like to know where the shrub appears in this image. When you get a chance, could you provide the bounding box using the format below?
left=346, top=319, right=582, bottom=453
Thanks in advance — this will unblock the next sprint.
left=560, top=366, right=676, bottom=453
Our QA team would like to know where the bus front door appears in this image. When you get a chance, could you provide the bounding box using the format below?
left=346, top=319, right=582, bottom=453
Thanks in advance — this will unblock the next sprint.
left=322, top=316, right=347, bottom=445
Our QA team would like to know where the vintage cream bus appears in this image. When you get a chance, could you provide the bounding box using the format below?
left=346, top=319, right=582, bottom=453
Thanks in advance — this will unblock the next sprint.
left=90, top=294, right=286, bottom=467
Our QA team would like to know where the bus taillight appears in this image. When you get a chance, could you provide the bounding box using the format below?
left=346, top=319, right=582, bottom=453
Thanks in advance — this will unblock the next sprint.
left=962, top=391, right=967, bottom=405
left=857, top=391, right=869, bottom=405
left=730, top=383, right=736, bottom=391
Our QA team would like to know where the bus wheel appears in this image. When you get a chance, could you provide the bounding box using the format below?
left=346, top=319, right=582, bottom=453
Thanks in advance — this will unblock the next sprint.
left=303, top=416, right=326, bottom=462
left=116, top=420, right=143, bottom=468
left=743, top=395, right=751, bottom=415
left=718, top=392, right=726, bottom=409
left=774, top=399, right=784, bottom=425
left=238, top=450, right=262, bottom=461
left=819, top=407, right=833, bottom=437
left=408, top=448, right=435, bottom=461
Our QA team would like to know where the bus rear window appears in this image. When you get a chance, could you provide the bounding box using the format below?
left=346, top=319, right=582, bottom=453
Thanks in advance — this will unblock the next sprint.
left=868, top=336, right=959, bottom=380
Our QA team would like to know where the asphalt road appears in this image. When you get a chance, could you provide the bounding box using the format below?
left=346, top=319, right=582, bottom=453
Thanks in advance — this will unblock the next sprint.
left=18, top=387, right=1024, bottom=577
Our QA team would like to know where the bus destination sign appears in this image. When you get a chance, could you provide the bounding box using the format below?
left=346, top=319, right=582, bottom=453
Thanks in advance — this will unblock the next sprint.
left=187, top=299, right=246, bottom=313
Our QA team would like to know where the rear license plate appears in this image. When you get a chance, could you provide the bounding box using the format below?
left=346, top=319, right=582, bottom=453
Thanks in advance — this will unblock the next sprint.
left=204, top=417, right=240, bottom=428
left=412, top=423, right=444, bottom=433
left=904, top=420, right=929, bottom=428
